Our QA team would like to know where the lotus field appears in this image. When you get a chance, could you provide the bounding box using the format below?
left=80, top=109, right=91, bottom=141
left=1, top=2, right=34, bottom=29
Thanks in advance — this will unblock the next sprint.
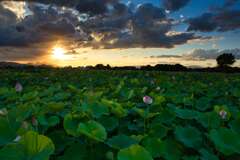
left=0, top=69, right=240, bottom=160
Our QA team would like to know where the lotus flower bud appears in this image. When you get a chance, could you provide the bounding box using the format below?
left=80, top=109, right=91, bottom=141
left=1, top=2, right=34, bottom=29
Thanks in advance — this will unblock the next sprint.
left=32, top=116, right=38, bottom=126
left=15, top=82, right=23, bottom=92
left=156, top=87, right=161, bottom=91
left=143, top=96, right=153, bottom=105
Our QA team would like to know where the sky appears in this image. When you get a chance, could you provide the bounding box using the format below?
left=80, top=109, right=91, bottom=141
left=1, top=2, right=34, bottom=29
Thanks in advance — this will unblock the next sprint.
left=0, top=0, right=240, bottom=67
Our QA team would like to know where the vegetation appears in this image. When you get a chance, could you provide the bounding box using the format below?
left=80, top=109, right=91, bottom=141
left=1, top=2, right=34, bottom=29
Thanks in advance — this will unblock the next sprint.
left=0, top=69, right=240, bottom=160
left=216, top=53, right=236, bottom=67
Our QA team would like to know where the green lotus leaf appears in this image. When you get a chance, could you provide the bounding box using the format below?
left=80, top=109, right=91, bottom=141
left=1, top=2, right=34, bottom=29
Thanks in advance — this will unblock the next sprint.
left=101, top=99, right=127, bottom=118
left=199, top=149, right=219, bottom=160
left=107, top=134, right=138, bottom=149
left=229, top=118, right=240, bottom=134
left=0, top=117, right=20, bottom=146
left=195, top=97, right=211, bottom=111
left=77, top=120, right=107, bottom=142
left=38, top=115, right=60, bottom=127
left=196, top=112, right=221, bottom=129
left=117, top=144, right=153, bottom=160
left=209, top=128, right=240, bottom=155
left=48, top=130, right=70, bottom=154
left=175, top=126, right=202, bottom=148
left=89, top=103, right=109, bottom=118
left=174, top=108, right=199, bottom=120
left=48, top=116, right=60, bottom=127
left=0, top=144, right=25, bottom=160
left=0, top=131, right=55, bottom=160
left=57, top=143, right=88, bottom=160
left=98, top=116, right=119, bottom=131
left=47, top=102, right=65, bottom=112
left=158, top=139, right=182, bottom=160
left=106, top=151, right=114, bottom=160
left=15, top=104, right=32, bottom=122
left=53, top=92, right=71, bottom=101
left=21, top=91, right=39, bottom=101
left=63, top=113, right=80, bottom=136
left=149, top=124, right=168, bottom=139
left=142, top=137, right=162, bottom=158
left=152, top=109, right=176, bottom=125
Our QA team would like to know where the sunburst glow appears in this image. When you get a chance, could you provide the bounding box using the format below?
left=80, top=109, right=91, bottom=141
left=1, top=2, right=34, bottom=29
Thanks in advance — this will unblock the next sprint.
left=52, top=47, right=66, bottom=60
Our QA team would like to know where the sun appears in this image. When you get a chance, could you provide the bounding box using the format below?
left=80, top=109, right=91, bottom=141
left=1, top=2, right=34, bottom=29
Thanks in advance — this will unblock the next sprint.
left=52, top=47, right=66, bottom=60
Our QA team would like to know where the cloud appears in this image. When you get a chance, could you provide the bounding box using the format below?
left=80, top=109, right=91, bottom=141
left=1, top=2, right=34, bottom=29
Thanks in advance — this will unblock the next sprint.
left=0, top=3, right=82, bottom=47
left=162, top=0, right=191, bottom=12
left=1, top=0, right=119, bottom=15
left=223, top=0, right=240, bottom=7
left=0, top=1, right=207, bottom=51
left=186, top=1, right=240, bottom=32
left=187, top=13, right=217, bottom=32
left=185, top=48, right=240, bottom=60
left=149, top=55, right=182, bottom=58
left=147, top=48, right=240, bottom=60
left=0, top=44, right=49, bottom=61
left=79, top=3, right=203, bottom=49
left=37, top=19, right=76, bottom=35
left=0, top=4, right=17, bottom=26
left=0, top=0, right=78, bottom=7
left=76, top=0, right=116, bottom=15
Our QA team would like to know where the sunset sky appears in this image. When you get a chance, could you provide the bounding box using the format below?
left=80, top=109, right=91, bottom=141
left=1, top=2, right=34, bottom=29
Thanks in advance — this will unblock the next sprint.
left=0, top=0, right=240, bottom=67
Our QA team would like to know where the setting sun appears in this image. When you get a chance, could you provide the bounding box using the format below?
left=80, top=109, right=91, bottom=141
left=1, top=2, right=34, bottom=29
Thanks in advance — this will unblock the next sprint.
left=52, top=47, right=66, bottom=60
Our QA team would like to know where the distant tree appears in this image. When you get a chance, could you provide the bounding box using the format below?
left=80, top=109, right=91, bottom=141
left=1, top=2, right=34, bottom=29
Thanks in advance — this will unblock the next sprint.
left=95, top=64, right=106, bottom=70
left=216, top=53, right=236, bottom=67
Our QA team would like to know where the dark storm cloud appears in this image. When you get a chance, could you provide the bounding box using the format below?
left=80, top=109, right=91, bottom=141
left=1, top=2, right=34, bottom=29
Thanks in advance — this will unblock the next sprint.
left=187, top=13, right=217, bottom=32
left=215, top=10, right=240, bottom=31
left=80, top=3, right=202, bottom=49
left=0, top=5, right=29, bottom=46
left=1, top=0, right=118, bottom=15
left=0, top=45, right=48, bottom=61
left=37, top=19, right=76, bottom=35
left=76, top=0, right=109, bottom=15
left=0, top=4, right=17, bottom=26
left=162, top=0, right=191, bottom=11
left=1, top=0, right=78, bottom=7
left=187, top=0, right=240, bottom=32
left=0, top=3, right=81, bottom=47
left=0, top=1, right=205, bottom=50
left=223, top=0, right=240, bottom=7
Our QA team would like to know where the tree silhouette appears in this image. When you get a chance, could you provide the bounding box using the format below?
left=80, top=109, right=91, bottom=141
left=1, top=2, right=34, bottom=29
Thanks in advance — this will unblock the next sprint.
left=216, top=53, right=236, bottom=67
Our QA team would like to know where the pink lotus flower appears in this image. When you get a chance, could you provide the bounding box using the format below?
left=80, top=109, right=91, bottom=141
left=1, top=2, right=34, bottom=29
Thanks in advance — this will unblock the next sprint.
left=219, top=110, right=227, bottom=119
left=15, top=82, right=23, bottom=92
left=143, top=96, right=153, bottom=105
